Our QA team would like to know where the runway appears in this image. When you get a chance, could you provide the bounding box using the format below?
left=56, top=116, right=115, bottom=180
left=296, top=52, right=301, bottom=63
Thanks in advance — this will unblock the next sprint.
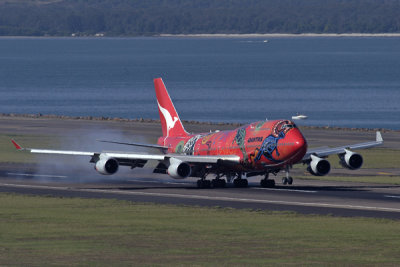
left=1, top=165, right=400, bottom=220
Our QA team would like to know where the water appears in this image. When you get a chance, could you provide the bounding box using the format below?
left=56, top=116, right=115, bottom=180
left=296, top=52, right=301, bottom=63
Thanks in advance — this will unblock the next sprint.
left=0, top=37, right=399, bottom=129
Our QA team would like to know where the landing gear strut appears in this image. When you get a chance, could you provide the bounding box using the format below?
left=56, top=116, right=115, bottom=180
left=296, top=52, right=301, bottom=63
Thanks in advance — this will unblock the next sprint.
left=233, top=172, right=248, bottom=188
left=282, top=165, right=293, bottom=185
left=260, top=173, right=275, bottom=188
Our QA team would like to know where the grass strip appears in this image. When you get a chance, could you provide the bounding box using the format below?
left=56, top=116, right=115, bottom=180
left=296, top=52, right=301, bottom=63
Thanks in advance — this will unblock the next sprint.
left=329, top=148, right=400, bottom=169
left=0, top=134, right=60, bottom=163
left=1, top=193, right=400, bottom=266
left=298, top=175, right=400, bottom=185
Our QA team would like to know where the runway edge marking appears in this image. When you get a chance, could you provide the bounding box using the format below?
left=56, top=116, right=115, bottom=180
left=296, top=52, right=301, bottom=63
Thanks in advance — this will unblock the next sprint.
left=7, top=172, right=68, bottom=179
left=385, top=195, right=400, bottom=199
left=252, top=188, right=318, bottom=193
left=1, top=182, right=400, bottom=213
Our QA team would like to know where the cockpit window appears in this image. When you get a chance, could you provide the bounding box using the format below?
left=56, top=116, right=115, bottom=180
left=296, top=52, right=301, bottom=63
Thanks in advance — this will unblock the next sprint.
left=272, top=120, right=297, bottom=137
left=282, top=123, right=297, bottom=130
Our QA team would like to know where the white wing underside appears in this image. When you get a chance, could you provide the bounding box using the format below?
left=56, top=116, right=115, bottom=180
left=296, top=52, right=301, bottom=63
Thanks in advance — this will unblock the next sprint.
left=30, top=149, right=240, bottom=164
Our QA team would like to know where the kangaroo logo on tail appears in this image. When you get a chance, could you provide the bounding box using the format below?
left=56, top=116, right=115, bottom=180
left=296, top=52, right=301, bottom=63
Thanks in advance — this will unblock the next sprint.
left=157, top=101, right=178, bottom=137
left=154, top=78, right=188, bottom=137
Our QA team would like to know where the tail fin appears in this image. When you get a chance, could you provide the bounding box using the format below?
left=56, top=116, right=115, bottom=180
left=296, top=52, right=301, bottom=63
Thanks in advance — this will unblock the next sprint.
left=154, top=78, right=188, bottom=137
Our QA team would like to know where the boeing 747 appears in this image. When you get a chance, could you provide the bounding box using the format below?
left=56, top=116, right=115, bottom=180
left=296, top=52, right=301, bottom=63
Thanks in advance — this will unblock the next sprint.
left=12, top=78, right=383, bottom=188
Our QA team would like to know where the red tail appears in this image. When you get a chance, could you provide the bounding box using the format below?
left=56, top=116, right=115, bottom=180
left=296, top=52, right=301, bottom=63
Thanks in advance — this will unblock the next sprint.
left=154, top=78, right=188, bottom=137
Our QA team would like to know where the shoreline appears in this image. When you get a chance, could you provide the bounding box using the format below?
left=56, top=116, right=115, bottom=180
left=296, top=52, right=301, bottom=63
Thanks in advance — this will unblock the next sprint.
left=0, top=113, right=396, bottom=133
left=160, top=33, right=400, bottom=38
left=1, top=33, right=400, bottom=39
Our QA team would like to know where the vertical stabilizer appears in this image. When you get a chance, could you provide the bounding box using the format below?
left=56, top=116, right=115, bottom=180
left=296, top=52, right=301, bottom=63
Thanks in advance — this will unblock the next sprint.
left=154, top=78, right=188, bottom=137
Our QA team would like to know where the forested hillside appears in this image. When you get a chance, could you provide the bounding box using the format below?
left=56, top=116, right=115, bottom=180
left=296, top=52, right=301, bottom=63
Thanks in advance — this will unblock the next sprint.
left=0, top=0, right=399, bottom=36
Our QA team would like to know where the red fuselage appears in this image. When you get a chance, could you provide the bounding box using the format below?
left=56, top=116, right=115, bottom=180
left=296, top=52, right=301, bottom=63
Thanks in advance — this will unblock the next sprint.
left=158, top=119, right=307, bottom=172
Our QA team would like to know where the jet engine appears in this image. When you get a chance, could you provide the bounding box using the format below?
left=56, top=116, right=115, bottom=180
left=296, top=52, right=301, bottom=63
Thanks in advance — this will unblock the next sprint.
left=167, top=158, right=191, bottom=179
left=339, top=149, right=363, bottom=170
left=95, top=157, right=119, bottom=175
left=307, top=155, right=331, bottom=176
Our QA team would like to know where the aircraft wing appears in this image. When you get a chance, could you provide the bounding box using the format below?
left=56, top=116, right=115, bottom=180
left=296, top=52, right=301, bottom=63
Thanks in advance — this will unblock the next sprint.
left=302, top=131, right=383, bottom=161
left=11, top=140, right=240, bottom=165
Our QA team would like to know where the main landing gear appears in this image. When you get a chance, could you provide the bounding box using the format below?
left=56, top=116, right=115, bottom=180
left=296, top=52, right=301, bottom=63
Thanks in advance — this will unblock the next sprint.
left=260, top=166, right=294, bottom=187
left=197, top=174, right=226, bottom=188
left=281, top=165, right=293, bottom=185
left=211, top=175, right=226, bottom=188
left=196, top=168, right=294, bottom=189
left=196, top=173, right=248, bottom=188
left=233, top=173, right=248, bottom=188
left=197, top=179, right=211, bottom=188
left=260, top=173, right=276, bottom=188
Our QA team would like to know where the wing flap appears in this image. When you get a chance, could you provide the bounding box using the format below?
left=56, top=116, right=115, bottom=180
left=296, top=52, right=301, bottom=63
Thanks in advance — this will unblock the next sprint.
left=97, top=140, right=168, bottom=151
left=168, top=154, right=240, bottom=164
left=102, top=152, right=165, bottom=161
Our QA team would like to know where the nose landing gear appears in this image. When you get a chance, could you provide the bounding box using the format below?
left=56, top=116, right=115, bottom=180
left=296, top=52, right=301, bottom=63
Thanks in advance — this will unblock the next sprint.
left=282, top=165, right=293, bottom=185
left=282, top=176, right=293, bottom=185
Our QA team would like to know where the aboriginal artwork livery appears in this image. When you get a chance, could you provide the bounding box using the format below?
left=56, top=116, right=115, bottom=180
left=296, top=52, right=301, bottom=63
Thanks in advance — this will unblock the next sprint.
left=153, top=78, right=308, bottom=174
left=183, top=135, right=203, bottom=155
left=254, top=120, right=296, bottom=163
left=233, top=128, right=248, bottom=162
left=175, top=141, right=185, bottom=153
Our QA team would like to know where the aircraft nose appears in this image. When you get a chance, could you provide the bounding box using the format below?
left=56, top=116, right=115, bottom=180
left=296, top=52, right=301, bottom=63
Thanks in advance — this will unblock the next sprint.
left=285, top=129, right=307, bottom=163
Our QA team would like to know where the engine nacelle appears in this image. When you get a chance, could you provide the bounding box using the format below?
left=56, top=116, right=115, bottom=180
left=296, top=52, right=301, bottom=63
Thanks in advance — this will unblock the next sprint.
left=307, top=155, right=331, bottom=176
left=167, top=158, right=191, bottom=179
left=339, top=149, right=363, bottom=170
left=95, top=157, right=119, bottom=175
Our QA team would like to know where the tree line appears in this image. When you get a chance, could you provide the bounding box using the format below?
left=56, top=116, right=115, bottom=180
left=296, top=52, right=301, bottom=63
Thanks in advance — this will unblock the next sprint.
left=0, top=0, right=399, bottom=36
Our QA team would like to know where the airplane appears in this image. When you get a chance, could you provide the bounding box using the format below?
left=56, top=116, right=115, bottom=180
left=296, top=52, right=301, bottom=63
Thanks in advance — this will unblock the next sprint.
left=11, top=78, right=384, bottom=188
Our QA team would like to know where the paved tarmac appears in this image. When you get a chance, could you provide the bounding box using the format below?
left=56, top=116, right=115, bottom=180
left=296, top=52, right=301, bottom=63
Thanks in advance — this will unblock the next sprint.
left=1, top=164, right=400, bottom=219
left=1, top=116, right=399, bottom=219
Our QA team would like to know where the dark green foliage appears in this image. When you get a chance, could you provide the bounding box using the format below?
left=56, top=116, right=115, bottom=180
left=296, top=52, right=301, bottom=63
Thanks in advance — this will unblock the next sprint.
left=0, top=0, right=399, bottom=36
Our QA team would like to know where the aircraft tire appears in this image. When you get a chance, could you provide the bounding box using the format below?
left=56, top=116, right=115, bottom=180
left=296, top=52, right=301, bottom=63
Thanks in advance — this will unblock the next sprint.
left=197, top=180, right=211, bottom=189
left=212, top=179, right=226, bottom=188
left=282, top=177, right=288, bottom=185
left=260, top=179, right=275, bottom=188
left=287, top=177, right=293, bottom=185
left=234, top=178, right=248, bottom=188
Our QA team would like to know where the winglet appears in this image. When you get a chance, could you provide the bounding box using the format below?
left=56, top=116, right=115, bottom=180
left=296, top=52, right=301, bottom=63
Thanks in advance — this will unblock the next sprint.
left=376, top=131, right=383, bottom=143
left=11, top=139, right=23, bottom=150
